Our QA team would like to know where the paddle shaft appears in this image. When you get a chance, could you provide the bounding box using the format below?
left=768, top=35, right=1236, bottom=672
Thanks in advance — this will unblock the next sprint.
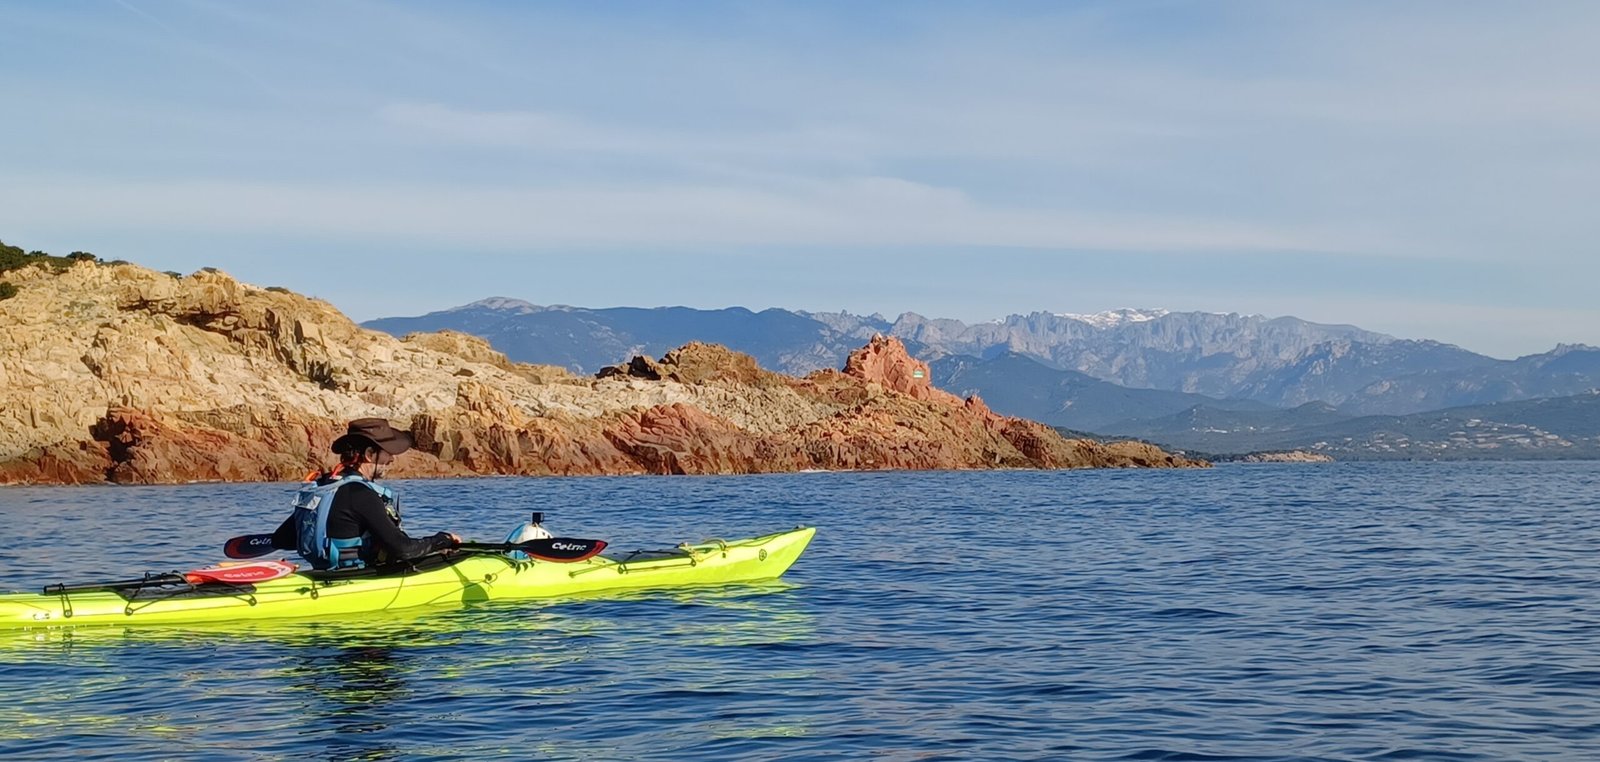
left=223, top=534, right=607, bottom=562
left=458, top=540, right=589, bottom=553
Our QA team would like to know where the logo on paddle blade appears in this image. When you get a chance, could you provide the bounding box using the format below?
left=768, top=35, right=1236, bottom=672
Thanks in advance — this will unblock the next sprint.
left=523, top=538, right=607, bottom=562
left=185, top=560, right=298, bottom=585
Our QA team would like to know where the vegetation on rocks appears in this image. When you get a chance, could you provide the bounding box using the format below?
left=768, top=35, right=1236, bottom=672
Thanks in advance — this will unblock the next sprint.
left=0, top=239, right=98, bottom=275
left=0, top=239, right=108, bottom=302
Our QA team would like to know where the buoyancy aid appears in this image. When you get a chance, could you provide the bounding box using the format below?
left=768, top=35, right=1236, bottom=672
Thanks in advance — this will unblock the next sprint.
left=291, top=471, right=401, bottom=570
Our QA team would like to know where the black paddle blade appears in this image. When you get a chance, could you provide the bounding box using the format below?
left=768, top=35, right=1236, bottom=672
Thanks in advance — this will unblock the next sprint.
left=458, top=537, right=607, bottom=562
left=525, top=537, right=606, bottom=562
left=223, top=533, right=279, bottom=559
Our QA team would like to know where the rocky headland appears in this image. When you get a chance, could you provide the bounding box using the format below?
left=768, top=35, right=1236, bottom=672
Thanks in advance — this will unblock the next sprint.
left=1234, top=451, right=1336, bottom=464
left=0, top=258, right=1206, bottom=485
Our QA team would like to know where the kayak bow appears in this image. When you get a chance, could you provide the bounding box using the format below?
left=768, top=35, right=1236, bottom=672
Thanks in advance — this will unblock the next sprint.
left=0, top=526, right=814, bottom=630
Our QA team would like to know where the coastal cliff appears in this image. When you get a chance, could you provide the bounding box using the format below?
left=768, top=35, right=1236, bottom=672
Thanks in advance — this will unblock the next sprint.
left=0, top=259, right=1205, bottom=484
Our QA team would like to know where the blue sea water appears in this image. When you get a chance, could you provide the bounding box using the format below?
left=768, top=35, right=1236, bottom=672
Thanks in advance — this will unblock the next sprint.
left=1, top=462, right=1597, bottom=761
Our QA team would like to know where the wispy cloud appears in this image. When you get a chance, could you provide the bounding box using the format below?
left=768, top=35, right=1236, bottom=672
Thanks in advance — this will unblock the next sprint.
left=3, top=1, right=1599, bottom=355
left=1, top=174, right=1338, bottom=252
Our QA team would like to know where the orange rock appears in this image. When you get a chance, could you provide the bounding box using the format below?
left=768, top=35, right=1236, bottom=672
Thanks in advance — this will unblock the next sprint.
left=842, top=335, right=953, bottom=403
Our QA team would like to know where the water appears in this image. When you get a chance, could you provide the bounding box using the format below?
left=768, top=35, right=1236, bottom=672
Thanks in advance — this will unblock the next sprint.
left=2, top=462, right=1598, bottom=760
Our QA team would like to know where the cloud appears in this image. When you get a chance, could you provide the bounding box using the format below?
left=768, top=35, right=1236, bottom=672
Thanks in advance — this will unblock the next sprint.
left=378, top=103, right=637, bottom=152
left=0, top=174, right=1338, bottom=252
left=376, top=101, right=878, bottom=174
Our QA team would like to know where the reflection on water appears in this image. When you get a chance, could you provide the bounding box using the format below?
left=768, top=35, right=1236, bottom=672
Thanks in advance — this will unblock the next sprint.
left=292, top=645, right=408, bottom=757
left=0, top=582, right=816, bottom=760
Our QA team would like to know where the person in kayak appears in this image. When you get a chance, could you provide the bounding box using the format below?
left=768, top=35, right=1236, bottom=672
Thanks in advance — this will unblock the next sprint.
left=271, top=418, right=461, bottom=570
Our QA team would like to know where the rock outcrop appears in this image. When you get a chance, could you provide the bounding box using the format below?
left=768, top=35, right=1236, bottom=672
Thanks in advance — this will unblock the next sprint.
left=0, top=260, right=1205, bottom=484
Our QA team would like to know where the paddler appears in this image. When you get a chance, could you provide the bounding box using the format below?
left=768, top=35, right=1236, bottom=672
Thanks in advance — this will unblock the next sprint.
left=271, top=418, right=461, bottom=570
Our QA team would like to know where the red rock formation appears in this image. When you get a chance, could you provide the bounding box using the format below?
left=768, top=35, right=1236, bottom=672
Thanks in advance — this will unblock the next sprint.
left=0, top=441, right=107, bottom=485
left=842, top=334, right=953, bottom=402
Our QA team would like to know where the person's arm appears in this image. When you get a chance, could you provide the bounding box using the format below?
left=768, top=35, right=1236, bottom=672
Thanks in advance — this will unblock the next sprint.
left=339, top=486, right=457, bottom=561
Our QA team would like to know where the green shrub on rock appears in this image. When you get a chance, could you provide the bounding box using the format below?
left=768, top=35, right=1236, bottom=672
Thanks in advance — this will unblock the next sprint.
left=0, top=240, right=26, bottom=272
left=0, top=240, right=80, bottom=274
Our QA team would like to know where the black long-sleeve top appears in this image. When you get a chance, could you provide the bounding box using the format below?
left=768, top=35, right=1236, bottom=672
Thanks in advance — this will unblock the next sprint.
left=272, top=481, right=454, bottom=564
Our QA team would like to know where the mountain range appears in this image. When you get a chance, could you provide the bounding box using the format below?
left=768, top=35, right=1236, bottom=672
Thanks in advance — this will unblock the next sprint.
left=365, top=300, right=1600, bottom=459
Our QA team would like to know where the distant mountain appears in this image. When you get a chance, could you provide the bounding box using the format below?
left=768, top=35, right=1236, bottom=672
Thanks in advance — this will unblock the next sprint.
left=1237, top=339, right=1499, bottom=414
left=1334, top=343, right=1600, bottom=415
left=887, top=311, right=1600, bottom=416
left=364, top=300, right=890, bottom=375
left=365, top=302, right=1600, bottom=427
left=893, top=310, right=1392, bottom=398
left=930, top=352, right=1270, bottom=431
left=1101, top=392, right=1600, bottom=460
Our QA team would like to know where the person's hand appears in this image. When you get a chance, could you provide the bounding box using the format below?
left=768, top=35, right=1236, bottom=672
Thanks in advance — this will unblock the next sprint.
left=433, top=531, right=463, bottom=551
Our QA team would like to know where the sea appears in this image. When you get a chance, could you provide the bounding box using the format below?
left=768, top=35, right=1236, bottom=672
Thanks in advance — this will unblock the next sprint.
left=1, top=462, right=1597, bottom=761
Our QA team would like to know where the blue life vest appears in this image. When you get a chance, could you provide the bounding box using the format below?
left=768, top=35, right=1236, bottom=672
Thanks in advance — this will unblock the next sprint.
left=291, top=473, right=400, bottom=570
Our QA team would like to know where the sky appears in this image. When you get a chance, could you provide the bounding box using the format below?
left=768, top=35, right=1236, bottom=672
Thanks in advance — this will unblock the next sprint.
left=1, top=1, right=1596, bottom=359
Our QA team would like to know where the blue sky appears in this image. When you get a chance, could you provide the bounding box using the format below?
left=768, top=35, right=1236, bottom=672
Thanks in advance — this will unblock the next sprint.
left=2, top=1, right=1596, bottom=359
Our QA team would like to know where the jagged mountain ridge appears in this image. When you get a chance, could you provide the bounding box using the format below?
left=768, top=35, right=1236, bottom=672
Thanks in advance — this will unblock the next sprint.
left=890, top=310, right=1392, bottom=399
left=365, top=301, right=1600, bottom=420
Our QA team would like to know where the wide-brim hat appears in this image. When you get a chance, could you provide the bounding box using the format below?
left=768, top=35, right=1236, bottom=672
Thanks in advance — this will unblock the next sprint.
left=331, top=418, right=414, bottom=458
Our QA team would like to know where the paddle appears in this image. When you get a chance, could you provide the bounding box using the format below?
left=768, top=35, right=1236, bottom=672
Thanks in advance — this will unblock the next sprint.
left=459, top=538, right=607, bottom=562
left=221, top=534, right=607, bottom=563
left=184, top=560, right=298, bottom=585
left=43, top=560, right=298, bottom=595
left=222, top=533, right=278, bottom=560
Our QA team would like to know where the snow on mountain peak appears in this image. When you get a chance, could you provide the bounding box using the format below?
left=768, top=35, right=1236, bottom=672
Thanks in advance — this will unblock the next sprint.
left=462, top=297, right=541, bottom=313
left=1055, top=308, right=1170, bottom=328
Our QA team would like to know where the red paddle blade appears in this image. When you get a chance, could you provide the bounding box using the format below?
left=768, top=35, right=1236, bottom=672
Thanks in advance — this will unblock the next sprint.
left=185, top=560, right=298, bottom=585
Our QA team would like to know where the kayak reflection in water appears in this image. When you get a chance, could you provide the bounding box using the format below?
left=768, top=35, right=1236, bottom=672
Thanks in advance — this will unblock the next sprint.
left=271, top=418, right=461, bottom=570
left=289, top=643, right=410, bottom=755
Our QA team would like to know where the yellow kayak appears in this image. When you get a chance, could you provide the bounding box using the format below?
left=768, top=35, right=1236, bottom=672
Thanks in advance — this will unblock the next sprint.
left=0, top=526, right=815, bottom=630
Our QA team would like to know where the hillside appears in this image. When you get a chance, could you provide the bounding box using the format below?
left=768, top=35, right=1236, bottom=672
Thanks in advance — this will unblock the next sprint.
left=0, top=257, right=1203, bottom=485
left=930, top=352, right=1270, bottom=431
left=1104, top=393, right=1600, bottom=460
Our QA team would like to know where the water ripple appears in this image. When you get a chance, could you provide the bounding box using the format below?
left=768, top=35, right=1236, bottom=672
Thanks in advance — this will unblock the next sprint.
left=1, top=462, right=1598, bottom=759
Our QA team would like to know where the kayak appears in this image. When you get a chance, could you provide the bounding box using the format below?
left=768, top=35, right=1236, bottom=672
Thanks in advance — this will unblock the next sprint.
left=0, top=526, right=814, bottom=630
